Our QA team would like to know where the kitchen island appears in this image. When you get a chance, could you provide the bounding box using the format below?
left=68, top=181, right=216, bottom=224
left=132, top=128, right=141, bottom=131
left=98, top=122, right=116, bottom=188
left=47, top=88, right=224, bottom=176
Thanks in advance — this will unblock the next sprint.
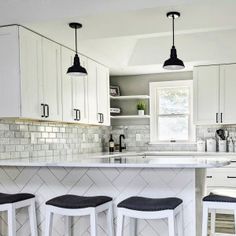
left=0, top=152, right=231, bottom=236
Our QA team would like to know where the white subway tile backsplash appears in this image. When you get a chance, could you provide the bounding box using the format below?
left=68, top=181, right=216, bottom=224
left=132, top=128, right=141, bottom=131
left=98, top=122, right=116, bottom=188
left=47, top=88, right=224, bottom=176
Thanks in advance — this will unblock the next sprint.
left=0, top=119, right=110, bottom=160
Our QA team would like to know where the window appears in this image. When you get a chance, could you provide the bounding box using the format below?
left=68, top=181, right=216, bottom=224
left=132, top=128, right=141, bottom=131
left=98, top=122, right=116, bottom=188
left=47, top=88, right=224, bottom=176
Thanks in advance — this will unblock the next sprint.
left=150, top=80, right=194, bottom=143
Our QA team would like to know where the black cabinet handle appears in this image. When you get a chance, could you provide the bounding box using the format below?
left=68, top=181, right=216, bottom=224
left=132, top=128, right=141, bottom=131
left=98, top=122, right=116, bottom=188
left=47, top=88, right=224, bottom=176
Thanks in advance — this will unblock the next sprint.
left=98, top=113, right=102, bottom=123
left=220, top=113, right=223, bottom=123
left=77, top=109, right=81, bottom=121
left=45, top=104, right=49, bottom=118
left=206, top=176, right=212, bottom=179
left=216, top=113, right=218, bottom=123
left=74, top=109, right=78, bottom=121
left=101, top=113, right=104, bottom=123
left=227, top=176, right=236, bottom=179
left=41, top=104, right=45, bottom=117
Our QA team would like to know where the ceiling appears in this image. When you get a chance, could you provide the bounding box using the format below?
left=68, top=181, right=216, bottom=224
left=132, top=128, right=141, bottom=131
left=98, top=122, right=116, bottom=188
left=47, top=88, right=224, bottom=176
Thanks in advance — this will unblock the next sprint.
left=1, top=0, right=236, bottom=75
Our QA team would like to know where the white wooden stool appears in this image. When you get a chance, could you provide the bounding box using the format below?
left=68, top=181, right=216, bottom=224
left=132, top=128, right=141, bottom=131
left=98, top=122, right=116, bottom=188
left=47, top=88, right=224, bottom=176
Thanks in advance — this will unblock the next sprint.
left=0, top=192, right=37, bottom=236
left=45, top=194, right=114, bottom=236
left=202, top=189, right=236, bottom=236
left=116, top=196, right=184, bottom=236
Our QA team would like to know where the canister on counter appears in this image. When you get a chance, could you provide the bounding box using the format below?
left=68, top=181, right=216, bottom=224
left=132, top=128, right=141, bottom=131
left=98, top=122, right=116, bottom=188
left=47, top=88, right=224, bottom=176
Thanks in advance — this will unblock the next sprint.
left=206, top=138, right=216, bottom=152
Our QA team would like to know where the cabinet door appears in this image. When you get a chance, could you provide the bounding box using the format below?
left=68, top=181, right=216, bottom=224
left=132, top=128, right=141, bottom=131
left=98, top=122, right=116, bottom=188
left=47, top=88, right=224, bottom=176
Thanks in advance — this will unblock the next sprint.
left=193, top=65, right=220, bottom=124
left=72, top=55, right=88, bottom=123
left=220, top=64, right=236, bottom=124
left=19, top=27, right=44, bottom=119
left=42, top=39, right=62, bottom=121
left=97, top=64, right=110, bottom=126
left=61, top=47, right=74, bottom=122
left=87, top=59, right=99, bottom=124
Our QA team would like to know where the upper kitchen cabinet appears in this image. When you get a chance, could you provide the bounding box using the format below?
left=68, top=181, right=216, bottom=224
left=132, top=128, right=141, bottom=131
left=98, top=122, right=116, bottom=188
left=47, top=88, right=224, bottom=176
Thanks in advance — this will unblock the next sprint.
left=61, top=47, right=88, bottom=123
left=193, top=64, right=236, bottom=125
left=193, top=65, right=220, bottom=125
left=87, top=59, right=110, bottom=126
left=220, top=64, right=236, bottom=124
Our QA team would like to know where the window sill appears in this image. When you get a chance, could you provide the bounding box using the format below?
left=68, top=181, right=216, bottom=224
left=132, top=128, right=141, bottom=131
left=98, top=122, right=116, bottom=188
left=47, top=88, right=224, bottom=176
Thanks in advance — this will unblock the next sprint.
left=149, top=142, right=197, bottom=145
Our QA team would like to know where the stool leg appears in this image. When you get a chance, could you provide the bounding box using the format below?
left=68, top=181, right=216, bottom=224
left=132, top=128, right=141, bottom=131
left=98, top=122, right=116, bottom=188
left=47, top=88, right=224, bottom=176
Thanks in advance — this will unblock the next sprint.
left=202, top=203, right=208, bottom=236
left=90, top=210, right=97, bottom=236
left=129, top=218, right=137, bottom=236
left=64, top=216, right=72, bottom=236
left=210, top=210, right=216, bottom=235
left=45, top=208, right=53, bottom=236
left=107, top=203, right=114, bottom=236
left=116, top=210, right=124, bottom=236
left=234, top=210, right=236, bottom=236
left=168, top=212, right=176, bottom=236
left=177, top=206, right=184, bottom=236
left=28, top=199, right=38, bottom=236
left=7, top=205, right=16, bottom=236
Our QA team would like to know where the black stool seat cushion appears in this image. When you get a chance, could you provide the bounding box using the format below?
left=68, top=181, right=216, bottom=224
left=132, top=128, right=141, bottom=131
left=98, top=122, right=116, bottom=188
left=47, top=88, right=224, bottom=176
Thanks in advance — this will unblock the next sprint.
left=203, top=193, right=236, bottom=203
left=46, top=195, right=112, bottom=209
left=0, top=193, right=35, bottom=204
left=117, top=196, right=183, bottom=212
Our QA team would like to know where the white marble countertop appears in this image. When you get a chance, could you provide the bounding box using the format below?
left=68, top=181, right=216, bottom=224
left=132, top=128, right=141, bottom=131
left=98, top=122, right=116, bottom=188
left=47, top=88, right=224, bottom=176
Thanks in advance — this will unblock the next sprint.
left=0, top=151, right=232, bottom=168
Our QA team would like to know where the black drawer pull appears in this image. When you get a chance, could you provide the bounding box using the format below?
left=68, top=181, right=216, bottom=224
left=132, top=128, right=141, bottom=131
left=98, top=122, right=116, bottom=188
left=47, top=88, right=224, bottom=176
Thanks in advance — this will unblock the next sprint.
left=41, top=104, right=45, bottom=117
left=227, top=176, right=236, bottom=179
left=206, top=176, right=212, bottom=179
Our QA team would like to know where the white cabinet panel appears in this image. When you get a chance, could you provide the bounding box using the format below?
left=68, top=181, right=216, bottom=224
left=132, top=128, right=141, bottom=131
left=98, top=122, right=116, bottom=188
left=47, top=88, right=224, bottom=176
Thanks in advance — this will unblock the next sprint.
left=87, top=59, right=99, bottom=125
left=0, top=26, right=21, bottom=117
left=193, top=65, right=220, bottom=124
left=72, top=55, right=88, bottom=123
left=97, top=64, right=110, bottom=126
left=19, top=27, right=43, bottom=119
left=220, top=64, right=236, bottom=124
left=42, top=39, right=62, bottom=121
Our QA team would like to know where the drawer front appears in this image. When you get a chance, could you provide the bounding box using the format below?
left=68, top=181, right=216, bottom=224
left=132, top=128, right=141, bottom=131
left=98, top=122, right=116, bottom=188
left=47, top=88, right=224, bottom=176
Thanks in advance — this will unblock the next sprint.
left=206, top=168, right=236, bottom=188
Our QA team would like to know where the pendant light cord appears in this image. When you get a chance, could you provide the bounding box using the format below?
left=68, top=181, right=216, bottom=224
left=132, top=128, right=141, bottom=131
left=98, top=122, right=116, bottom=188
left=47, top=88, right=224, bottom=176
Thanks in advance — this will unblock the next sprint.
left=172, top=15, right=175, bottom=46
left=74, top=26, right=78, bottom=54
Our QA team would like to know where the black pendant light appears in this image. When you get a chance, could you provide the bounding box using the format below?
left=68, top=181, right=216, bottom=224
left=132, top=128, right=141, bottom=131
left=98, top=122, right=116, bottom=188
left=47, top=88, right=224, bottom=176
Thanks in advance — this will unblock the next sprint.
left=163, top=12, right=185, bottom=70
left=67, top=22, right=87, bottom=76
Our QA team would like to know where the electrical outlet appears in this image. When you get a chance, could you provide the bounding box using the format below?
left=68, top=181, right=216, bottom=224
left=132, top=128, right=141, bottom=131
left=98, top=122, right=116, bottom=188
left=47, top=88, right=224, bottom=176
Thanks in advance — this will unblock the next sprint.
left=82, top=133, right=86, bottom=142
left=30, top=133, right=37, bottom=144
left=94, top=134, right=99, bottom=142
left=136, top=134, right=141, bottom=141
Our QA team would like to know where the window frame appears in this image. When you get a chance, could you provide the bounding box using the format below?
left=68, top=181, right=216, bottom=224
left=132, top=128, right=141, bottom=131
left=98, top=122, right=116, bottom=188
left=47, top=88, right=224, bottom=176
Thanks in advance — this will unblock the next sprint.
left=149, top=80, right=195, bottom=144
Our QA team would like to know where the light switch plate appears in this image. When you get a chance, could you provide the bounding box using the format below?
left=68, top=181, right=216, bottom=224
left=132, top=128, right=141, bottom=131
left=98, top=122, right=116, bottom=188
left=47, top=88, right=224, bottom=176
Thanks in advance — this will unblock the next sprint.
left=136, top=134, right=141, bottom=141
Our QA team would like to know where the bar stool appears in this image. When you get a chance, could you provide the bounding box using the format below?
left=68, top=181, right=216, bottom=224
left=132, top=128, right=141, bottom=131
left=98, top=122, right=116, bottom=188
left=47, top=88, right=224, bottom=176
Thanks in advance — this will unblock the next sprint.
left=202, top=189, right=236, bottom=236
left=0, top=192, right=37, bottom=236
left=116, top=196, right=184, bottom=236
left=45, top=194, right=114, bottom=236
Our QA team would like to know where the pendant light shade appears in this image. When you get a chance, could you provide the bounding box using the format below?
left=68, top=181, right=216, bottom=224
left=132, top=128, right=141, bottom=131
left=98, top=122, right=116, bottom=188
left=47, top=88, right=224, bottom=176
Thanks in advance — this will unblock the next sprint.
left=163, top=12, right=185, bottom=70
left=67, top=22, right=87, bottom=77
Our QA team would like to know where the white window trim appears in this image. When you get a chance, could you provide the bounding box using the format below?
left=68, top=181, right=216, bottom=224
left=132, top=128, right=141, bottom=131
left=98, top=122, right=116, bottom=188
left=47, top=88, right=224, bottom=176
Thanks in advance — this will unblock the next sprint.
left=149, top=80, right=195, bottom=144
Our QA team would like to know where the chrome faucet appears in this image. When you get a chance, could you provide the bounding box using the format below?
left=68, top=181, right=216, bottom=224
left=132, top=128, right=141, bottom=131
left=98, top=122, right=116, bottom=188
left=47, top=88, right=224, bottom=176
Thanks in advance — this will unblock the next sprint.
left=119, top=134, right=126, bottom=152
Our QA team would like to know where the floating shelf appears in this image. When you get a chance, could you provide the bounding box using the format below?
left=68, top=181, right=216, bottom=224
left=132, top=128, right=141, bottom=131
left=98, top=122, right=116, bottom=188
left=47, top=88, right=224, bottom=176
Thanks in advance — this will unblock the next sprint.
left=111, top=115, right=150, bottom=119
left=110, top=95, right=150, bottom=100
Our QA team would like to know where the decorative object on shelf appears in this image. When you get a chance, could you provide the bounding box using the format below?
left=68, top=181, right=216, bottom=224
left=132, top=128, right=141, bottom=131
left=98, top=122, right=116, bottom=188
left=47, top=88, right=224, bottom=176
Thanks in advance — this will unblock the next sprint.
left=137, top=101, right=146, bottom=116
left=163, top=12, right=185, bottom=70
left=67, top=22, right=87, bottom=77
left=110, top=85, right=120, bottom=96
left=110, top=107, right=121, bottom=114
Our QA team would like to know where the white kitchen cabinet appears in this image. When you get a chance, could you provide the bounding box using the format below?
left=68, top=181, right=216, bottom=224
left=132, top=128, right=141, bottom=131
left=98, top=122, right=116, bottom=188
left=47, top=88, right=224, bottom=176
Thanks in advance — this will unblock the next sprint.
left=42, top=39, right=62, bottom=121
left=87, top=59, right=110, bottom=126
left=194, top=64, right=236, bottom=125
left=220, top=64, right=236, bottom=124
left=193, top=65, right=220, bottom=125
left=61, top=47, right=88, bottom=123
left=0, top=25, right=110, bottom=125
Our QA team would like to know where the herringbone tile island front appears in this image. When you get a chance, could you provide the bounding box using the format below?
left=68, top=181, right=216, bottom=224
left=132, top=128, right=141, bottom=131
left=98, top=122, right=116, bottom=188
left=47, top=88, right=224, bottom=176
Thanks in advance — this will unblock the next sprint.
left=0, top=166, right=195, bottom=236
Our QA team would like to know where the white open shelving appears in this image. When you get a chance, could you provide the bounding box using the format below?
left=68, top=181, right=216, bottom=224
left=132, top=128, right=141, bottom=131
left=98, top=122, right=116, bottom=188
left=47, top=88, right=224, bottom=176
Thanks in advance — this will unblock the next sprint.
left=110, top=115, right=150, bottom=119
left=110, top=95, right=150, bottom=100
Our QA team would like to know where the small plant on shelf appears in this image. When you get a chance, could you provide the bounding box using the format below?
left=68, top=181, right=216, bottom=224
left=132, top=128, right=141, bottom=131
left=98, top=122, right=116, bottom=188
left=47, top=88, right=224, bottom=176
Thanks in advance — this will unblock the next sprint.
left=137, top=101, right=146, bottom=116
